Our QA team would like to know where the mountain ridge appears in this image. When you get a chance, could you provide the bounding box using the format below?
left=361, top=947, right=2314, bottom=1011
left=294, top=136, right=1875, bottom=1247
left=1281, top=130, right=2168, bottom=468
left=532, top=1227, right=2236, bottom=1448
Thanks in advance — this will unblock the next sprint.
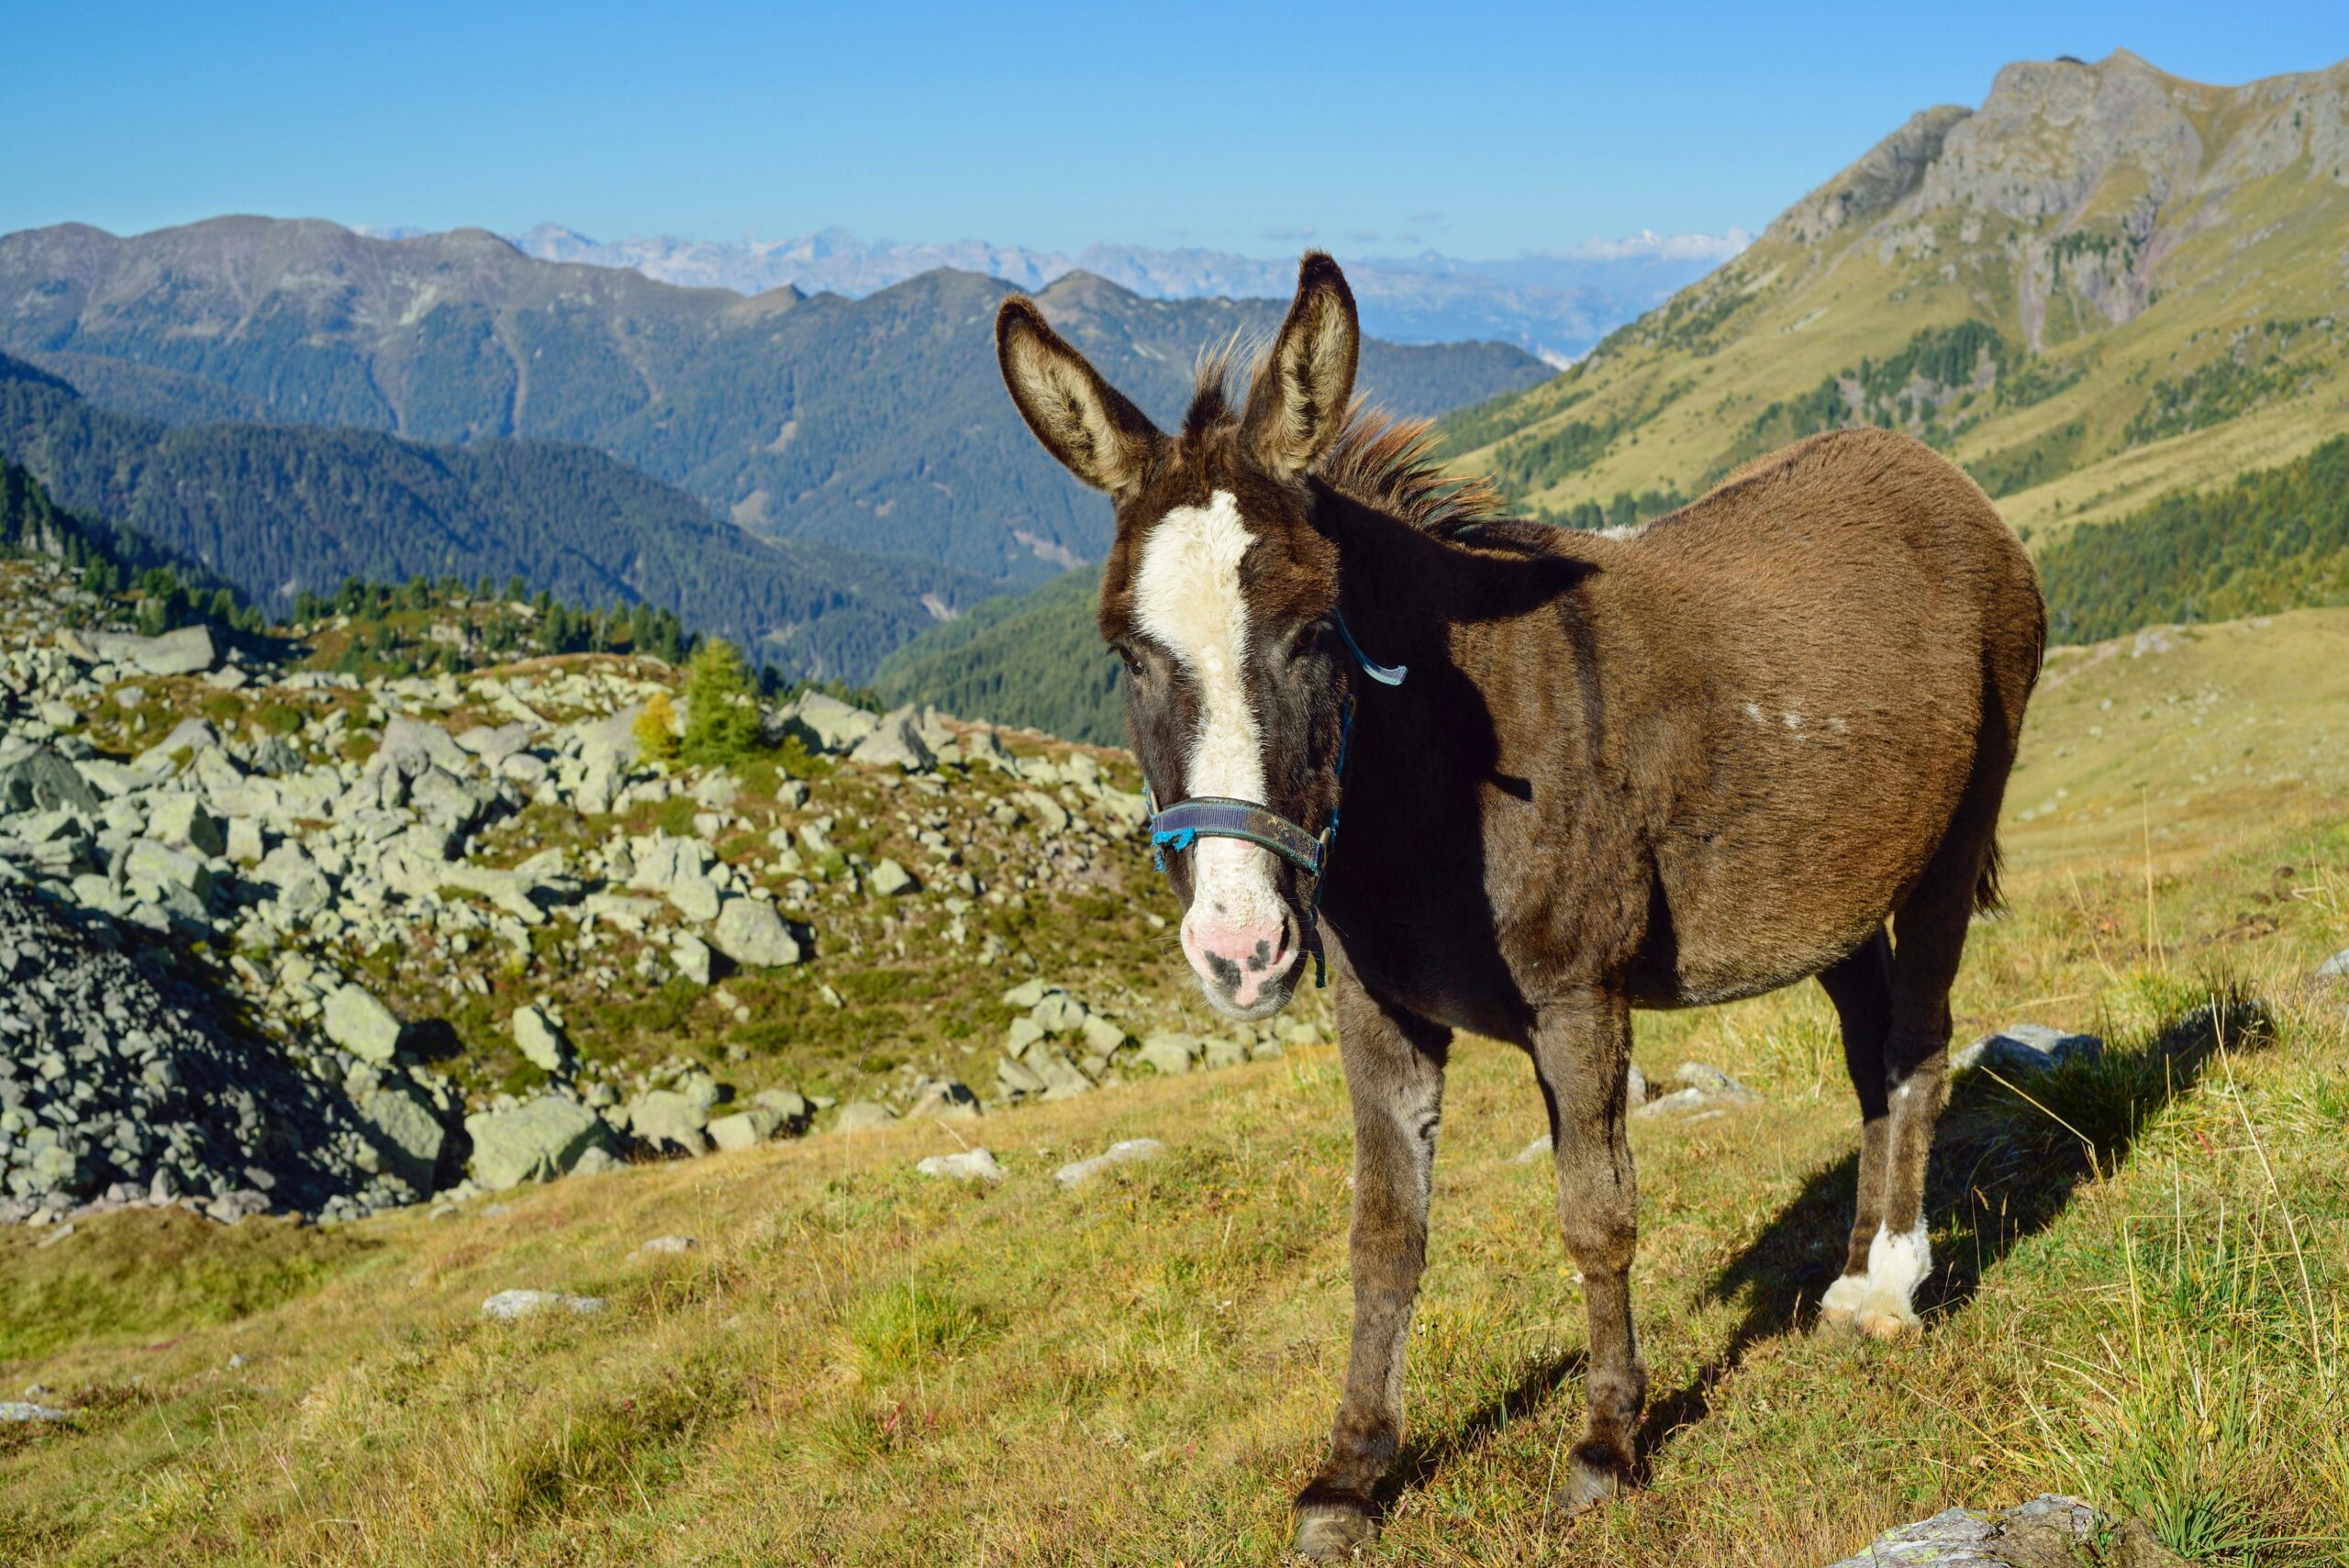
left=0, top=218, right=1550, bottom=583
left=1442, top=49, right=2349, bottom=541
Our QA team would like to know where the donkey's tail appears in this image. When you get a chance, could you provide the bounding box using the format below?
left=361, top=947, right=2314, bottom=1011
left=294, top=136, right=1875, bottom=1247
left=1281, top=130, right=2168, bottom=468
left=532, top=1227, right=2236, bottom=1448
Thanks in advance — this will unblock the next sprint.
left=1974, top=836, right=2008, bottom=916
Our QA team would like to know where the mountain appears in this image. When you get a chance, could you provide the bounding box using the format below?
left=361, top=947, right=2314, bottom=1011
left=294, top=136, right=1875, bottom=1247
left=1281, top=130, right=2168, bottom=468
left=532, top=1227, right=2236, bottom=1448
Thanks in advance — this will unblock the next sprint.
left=872, top=565, right=1120, bottom=745
left=0, top=352, right=990, bottom=679
left=1440, top=50, right=2349, bottom=546
left=0, top=219, right=1552, bottom=584
left=504, top=224, right=1746, bottom=361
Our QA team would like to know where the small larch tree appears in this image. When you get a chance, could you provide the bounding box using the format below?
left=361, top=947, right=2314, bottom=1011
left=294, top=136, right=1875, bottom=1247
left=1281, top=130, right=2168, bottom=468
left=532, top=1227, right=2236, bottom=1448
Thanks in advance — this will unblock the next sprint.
left=680, top=639, right=763, bottom=767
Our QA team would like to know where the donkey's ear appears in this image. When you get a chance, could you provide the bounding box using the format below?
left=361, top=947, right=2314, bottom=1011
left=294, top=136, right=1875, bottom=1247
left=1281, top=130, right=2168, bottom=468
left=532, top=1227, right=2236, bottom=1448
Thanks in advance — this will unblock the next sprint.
left=1242, top=252, right=1359, bottom=478
left=996, top=297, right=1164, bottom=497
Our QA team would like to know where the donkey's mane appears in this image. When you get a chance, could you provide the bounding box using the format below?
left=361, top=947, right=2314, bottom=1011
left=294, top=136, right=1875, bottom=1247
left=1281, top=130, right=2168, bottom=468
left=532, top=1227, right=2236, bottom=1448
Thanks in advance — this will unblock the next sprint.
left=1186, top=345, right=1504, bottom=537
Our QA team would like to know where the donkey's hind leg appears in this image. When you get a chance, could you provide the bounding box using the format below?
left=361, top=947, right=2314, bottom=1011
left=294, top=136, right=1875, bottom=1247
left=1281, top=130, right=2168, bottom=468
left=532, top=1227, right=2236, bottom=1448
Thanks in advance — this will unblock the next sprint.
left=1826, top=826, right=1992, bottom=1340
left=1816, top=927, right=1896, bottom=1334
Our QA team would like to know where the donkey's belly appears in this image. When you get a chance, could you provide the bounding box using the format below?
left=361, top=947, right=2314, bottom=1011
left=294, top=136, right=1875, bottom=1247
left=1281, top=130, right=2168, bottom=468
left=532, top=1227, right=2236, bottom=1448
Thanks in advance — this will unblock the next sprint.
left=1642, top=720, right=1974, bottom=1006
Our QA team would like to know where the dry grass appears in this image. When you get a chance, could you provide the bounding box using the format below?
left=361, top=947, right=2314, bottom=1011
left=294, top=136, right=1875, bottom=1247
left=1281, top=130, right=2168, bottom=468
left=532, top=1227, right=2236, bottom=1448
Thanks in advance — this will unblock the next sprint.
left=5, top=612, right=2349, bottom=1565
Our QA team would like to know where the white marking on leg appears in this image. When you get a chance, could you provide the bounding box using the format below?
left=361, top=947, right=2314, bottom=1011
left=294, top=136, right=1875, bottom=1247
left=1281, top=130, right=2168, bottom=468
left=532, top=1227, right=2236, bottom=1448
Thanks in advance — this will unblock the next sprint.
left=1132, top=490, right=1283, bottom=934
left=1824, top=1220, right=1931, bottom=1337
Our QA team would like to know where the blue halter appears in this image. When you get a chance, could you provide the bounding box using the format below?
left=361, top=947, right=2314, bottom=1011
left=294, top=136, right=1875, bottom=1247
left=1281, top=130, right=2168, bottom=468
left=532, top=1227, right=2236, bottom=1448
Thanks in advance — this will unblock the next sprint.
left=1143, top=612, right=1406, bottom=986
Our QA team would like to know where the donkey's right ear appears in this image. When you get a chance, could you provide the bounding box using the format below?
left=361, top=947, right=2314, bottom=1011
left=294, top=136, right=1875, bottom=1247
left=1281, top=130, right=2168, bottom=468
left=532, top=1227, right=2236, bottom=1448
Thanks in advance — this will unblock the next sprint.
left=996, top=298, right=1165, bottom=497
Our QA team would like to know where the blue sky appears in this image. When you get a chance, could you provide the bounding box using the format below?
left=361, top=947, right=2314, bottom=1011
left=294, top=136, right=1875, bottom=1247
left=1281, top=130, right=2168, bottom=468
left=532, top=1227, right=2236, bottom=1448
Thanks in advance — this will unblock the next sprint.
left=10, top=2, right=2347, bottom=257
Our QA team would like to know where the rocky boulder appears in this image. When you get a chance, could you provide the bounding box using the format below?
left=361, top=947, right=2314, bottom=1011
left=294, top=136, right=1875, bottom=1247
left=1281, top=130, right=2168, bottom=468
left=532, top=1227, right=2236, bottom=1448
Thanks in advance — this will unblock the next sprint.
left=463, top=1095, right=621, bottom=1190
left=710, top=898, right=802, bottom=968
left=88, top=626, right=217, bottom=677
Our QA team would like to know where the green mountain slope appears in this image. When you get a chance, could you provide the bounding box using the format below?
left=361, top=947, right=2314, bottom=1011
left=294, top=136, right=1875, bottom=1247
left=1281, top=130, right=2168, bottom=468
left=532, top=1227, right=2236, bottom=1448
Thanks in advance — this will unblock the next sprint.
left=0, top=353, right=989, bottom=680
left=1442, top=50, right=2349, bottom=544
left=0, top=220, right=1549, bottom=584
left=873, top=565, right=1120, bottom=744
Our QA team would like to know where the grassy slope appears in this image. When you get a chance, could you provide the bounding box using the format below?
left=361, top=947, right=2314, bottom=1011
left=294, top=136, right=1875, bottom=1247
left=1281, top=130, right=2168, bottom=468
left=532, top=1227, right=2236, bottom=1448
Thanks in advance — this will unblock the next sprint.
left=4, top=608, right=2347, bottom=1562
left=1446, top=60, right=2349, bottom=548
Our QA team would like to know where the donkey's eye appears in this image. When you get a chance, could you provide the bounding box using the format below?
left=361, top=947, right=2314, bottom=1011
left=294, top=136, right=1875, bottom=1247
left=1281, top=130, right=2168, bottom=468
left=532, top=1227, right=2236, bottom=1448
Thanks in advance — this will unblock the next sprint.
left=1114, top=642, right=1146, bottom=678
left=1290, top=620, right=1331, bottom=661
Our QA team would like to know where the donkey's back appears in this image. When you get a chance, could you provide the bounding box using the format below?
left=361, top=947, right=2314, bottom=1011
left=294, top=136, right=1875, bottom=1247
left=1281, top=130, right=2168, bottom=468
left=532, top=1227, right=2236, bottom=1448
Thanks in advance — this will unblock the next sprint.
left=1579, top=427, right=2043, bottom=1007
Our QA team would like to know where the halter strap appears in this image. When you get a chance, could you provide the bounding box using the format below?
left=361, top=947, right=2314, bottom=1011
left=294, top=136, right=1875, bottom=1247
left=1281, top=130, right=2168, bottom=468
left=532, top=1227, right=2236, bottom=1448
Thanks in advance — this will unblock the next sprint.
left=1142, top=611, right=1399, bottom=987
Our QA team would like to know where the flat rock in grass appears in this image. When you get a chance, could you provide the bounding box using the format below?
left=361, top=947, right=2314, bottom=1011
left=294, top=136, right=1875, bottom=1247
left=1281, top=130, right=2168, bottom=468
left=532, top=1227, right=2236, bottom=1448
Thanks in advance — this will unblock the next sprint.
left=868, top=858, right=917, bottom=896
left=0, top=1401, right=69, bottom=1423
left=1634, top=1062, right=1755, bottom=1118
left=1814, top=1494, right=2168, bottom=1568
left=999, top=977, right=1049, bottom=1009
left=1951, top=1023, right=2103, bottom=1075
left=480, top=1289, right=607, bottom=1321
left=916, top=1148, right=1004, bottom=1183
left=832, top=1100, right=897, bottom=1133
left=322, top=984, right=404, bottom=1065
left=89, top=625, right=216, bottom=677
left=2317, top=948, right=2349, bottom=979
left=1054, top=1138, right=1165, bottom=1189
left=637, top=1234, right=696, bottom=1255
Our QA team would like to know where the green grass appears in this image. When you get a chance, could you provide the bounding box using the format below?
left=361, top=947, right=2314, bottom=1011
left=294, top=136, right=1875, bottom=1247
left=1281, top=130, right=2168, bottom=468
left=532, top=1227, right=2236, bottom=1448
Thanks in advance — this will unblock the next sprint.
left=5, top=604, right=2349, bottom=1562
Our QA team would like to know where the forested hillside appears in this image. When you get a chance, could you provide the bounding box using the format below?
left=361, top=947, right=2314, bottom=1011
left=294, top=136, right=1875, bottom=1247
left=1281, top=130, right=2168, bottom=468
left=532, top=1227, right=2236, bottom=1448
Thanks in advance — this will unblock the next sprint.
left=0, top=354, right=988, bottom=680
left=1438, top=51, right=2349, bottom=543
left=2038, top=435, right=2349, bottom=642
left=0, top=220, right=1550, bottom=583
left=873, top=566, right=1121, bottom=745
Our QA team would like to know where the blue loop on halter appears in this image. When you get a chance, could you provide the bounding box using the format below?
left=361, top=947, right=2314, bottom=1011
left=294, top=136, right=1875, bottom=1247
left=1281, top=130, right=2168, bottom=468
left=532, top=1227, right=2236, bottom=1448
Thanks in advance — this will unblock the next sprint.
left=1141, top=612, right=1402, bottom=987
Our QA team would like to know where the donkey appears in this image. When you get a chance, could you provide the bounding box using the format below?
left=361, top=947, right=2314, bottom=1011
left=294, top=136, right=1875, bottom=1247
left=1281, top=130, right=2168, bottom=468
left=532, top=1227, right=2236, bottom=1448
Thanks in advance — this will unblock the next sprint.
left=996, top=253, right=2043, bottom=1556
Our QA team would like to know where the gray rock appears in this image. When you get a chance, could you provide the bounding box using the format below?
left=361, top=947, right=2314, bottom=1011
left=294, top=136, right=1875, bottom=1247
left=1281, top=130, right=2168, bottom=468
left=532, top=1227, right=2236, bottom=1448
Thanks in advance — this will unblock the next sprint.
left=785, top=692, right=880, bottom=752
left=637, top=1234, right=696, bottom=1254
left=2316, top=948, right=2349, bottom=979
left=832, top=1100, right=896, bottom=1133
left=917, top=1148, right=1004, bottom=1183
left=707, top=1106, right=786, bottom=1151
left=847, top=706, right=935, bottom=771
left=1202, top=1035, right=1250, bottom=1070
left=122, top=840, right=215, bottom=903
left=511, top=1006, right=573, bottom=1074
left=0, top=745, right=99, bottom=815
left=1951, top=1024, right=2104, bottom=1074
left=1078, top=1014, right=1129, bottom=1059
left=628, top=1089, right=713, bottom=1154
left=465, top=1096, right=621, bottom=1189
left=907, top=1079, right=981, bottom=1120
left=1000, top=978, right=1049, bottom=1009
left=89, top=625, right=216, bottom=677
left=1137, top=1031, right=1199, bottom=1075
left=1054, top=1138, right=1164, bottom=1188
left=0, top=1401, right=70, bottom=1423
left=349, top=1074, right=451, bottom=1197
left=751, top=1087, right=810, bottom=1126
left=322, top=984, right=404, bottom=1065
left=868, top=858, right=918, bottom=895
left=1819, top=1495, right=2102, bottom=1568
left=480, top=1289, right=607, bottom=1321
left=711, top=898, right=802, bottom=967
left=1030, top=992, right=1087, bottom=1036
left=671, top=933, right=714, bottom=986
left=147, top=795, right=226, bottom=857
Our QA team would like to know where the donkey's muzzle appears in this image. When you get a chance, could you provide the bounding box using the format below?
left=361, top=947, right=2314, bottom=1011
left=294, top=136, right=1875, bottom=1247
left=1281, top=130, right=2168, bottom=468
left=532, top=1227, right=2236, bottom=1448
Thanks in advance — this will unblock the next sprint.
left=1183, top=908, right=1302, bottom=1016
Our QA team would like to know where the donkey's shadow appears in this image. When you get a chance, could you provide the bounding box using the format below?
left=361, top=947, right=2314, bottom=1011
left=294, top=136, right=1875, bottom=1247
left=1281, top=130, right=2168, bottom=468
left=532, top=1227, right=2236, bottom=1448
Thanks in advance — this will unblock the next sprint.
left=1397, top=994, right=2268, bottom=1496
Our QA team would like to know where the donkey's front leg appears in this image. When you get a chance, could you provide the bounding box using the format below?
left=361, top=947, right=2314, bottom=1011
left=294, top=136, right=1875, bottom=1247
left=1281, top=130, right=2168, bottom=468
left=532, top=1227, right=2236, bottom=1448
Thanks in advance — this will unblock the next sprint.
left=1531, top=990, right=1646, bottom=1507
left=1294, top=980, right=1452, bottom=1560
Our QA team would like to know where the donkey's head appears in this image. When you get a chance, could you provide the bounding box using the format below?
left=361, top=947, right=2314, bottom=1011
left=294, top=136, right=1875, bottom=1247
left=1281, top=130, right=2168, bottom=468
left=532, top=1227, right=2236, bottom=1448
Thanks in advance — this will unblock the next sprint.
left=996, top=254, right=1364, bottom=1020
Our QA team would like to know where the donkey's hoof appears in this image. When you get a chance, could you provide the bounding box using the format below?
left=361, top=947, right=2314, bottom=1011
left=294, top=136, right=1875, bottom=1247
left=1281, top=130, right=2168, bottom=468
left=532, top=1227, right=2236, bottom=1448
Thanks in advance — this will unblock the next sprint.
left=1855, top=1307, right=1920, bottom=1341
left=1818, top=1303, right=1860, bottom=1335
left=1294, top=1505, right=1376, bottom=1560
left=1554, top=1444, right=1632, bottom=1513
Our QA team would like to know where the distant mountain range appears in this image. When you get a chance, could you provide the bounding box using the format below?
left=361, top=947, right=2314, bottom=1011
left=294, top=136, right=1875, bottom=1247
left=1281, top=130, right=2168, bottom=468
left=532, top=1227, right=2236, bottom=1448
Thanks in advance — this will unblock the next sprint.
left=0, top=217, right=1551, bottom=585
left=0, top=352, right=991, bottom=679
left=498, top=224, right=1747, bottom=363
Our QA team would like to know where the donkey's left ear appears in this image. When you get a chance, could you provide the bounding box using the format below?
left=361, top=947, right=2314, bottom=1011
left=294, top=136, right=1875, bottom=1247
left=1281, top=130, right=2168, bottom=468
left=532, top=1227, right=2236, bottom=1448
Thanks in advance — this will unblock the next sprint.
left=1243, top=251, right=1360, bottom=478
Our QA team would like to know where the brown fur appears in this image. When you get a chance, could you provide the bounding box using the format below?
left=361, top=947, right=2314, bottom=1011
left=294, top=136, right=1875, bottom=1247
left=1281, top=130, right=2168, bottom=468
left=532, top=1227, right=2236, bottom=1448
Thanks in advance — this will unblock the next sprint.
left=995, top=256, right=2045, bottom=1557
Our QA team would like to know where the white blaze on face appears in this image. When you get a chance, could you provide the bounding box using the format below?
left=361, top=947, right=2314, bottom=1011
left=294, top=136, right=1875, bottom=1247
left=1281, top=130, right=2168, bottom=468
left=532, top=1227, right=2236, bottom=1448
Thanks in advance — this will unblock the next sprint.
left=1132, top=490, right=1287, bottom=944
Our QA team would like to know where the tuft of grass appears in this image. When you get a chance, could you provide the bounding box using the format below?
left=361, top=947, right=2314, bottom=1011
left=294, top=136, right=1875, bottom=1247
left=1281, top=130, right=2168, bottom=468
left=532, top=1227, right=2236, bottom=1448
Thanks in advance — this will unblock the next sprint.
left=839, top=1282, right=989, bottom=1385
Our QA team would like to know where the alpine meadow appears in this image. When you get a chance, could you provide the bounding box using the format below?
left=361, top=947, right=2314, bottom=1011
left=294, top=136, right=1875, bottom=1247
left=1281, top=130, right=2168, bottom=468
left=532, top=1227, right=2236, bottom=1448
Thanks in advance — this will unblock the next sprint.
left=3, top=29, right=2348, bottom=1568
